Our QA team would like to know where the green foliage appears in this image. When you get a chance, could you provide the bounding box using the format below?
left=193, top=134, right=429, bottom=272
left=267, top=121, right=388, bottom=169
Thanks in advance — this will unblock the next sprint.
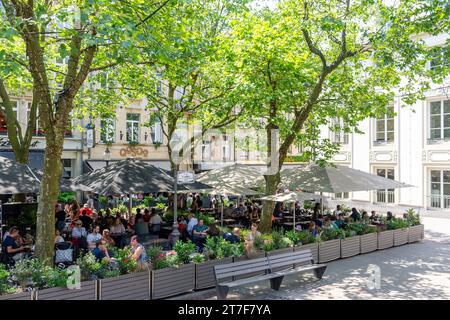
left=271, top=228, right=293, bottom=250
left=191, top=253, right=206, bottom=264
left=320, top=228, right=345, bottom=242
left=203, top=237, right=244, bottom=260
left=58, top=192, right=76, bottom=203
left=115, top=247, right=138, bottom=274
left=0, top=264, right=16, bottom=295
left=9, top=259, right=68, bottom=289
left=155, top=203, right=167, bottom=210
left=297, top=230, right=318, bottom=245
left=197, top=213, right=215, bottom=226
left=143, top=196, right=155, bottom=208
left=387, top=217, right=410, bottom=230
left=285, top=230, right=301, bottom=246
left=153, top=251, right=180, bottom=270
left=98, top=195, right=108, bottom=205
left=146, top=246, right=163, bottom=263
left=346, top=223, right=364, bottom=236
left=76, top=252, right=103, bottom=281
left=405, top=208, right=421, bottom=226
left=173, top=240, right=197, bottom=265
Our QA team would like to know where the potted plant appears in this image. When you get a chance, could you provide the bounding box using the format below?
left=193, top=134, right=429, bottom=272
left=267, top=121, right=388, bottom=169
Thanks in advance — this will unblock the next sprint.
left=377, top=218, right=394, bottom=250
left=292, top=230, right=319, bottom=264
left=264, top=229, right=293, bottom=271
left=388, top=217, right=410, bottom=246
left=359, top=225, right=378, bottom=254
left=340, top=224, right=361, bottom=258
left=318, top=229, right=344, bottom=263
left=405, top=209, right=424, bottom=243
left=0, top=264, right=32, bottom=300
left=195, top=237, right=242, bottom=290
left=151, top=241, right=196, bottom=299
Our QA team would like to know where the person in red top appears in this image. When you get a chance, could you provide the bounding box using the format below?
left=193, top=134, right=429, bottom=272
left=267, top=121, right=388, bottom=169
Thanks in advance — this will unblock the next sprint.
left=143, top=208, right=151, bottom=223
left=79, top=203, right=93, bottom=216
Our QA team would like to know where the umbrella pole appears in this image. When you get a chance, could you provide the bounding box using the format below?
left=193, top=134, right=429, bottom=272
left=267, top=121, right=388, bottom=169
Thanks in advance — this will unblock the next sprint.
left=129, top=194, right=132, bottom=219
left=293, top=203, right=296, bottom=231
left=221, top=200, right=224, bottom=228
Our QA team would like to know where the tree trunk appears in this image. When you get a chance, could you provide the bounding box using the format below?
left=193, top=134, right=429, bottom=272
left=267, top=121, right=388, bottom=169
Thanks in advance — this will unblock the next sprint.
left=259, top=173, right=280, bottom=233
left=35, top=138, right=64, bottom=265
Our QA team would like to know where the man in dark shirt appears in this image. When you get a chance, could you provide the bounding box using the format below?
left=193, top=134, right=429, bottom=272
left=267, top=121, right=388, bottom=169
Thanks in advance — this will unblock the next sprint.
left=79, top=210, right=93, bottom=231
left=91, top=241, right=106, bottom=262
left=55, top=204, right=67, bottom=232
left=2, top=227, right=24, bottom=264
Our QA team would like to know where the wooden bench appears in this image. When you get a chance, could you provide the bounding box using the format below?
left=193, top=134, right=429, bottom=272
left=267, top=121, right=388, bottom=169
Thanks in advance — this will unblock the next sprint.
left=213, top=249, right=327, bottom=300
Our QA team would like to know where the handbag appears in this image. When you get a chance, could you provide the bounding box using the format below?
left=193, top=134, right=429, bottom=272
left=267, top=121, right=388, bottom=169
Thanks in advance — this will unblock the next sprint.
left=55, top=242, right=73, bottom=263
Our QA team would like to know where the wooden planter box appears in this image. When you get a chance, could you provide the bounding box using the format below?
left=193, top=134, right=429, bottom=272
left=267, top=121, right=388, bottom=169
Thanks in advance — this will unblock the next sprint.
left=195, top=258, right=233, bottom=290
left=99, top=271, right=150, bottom=300
left=265, top=247, right=294, bottom=271
left=318, top=239, right=341, bottom=263
left=393, top=228, right=408, bottom=247
left=340, top=236, right=360, bottom=258
left=0, top=291, right=34, bottom=300
left=377, top=230, right=394, bottom=250
left=360, top=233, right=378, bottom=254
left=232, top=251, right=266, bottom=280
left=408, top=225, right=424, bottom=243
left=294, top=243, right=318, bottom=264
left=36, top=281, right=97, bottom=300
left=151, top=263, right=195, bottom=299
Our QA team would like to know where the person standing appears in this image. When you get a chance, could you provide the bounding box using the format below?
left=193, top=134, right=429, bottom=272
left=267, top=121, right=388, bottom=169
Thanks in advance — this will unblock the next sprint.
left=55, top=204, right=67, bottom=232
left=187, top=213, right=198, bottom=237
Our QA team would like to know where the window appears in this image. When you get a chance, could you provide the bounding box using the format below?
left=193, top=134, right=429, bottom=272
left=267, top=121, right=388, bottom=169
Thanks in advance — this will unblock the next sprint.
left=62, top=159, right=73, bottom=178
left=334, top=192, right=349, bottom=199
left=222, top=135, right=230, bottom=161
left=27, top=102, right=44, bottom=136
left=202, top=140, right=211, bottom=161
left=375, top=105, right=394, bottom=143
left=429, top=100, right=450, bottom=141
left=150, top=117, right=163, bottom=144
left=430, top=170, right=450, bottom=209
left=430, top=47, right=450, bottom=70
left=126, top=113, right=140, bottom=142
left=330, top=118, right=348, bottom=145
left=376, top=168, right=395, bottom=203
left=100, top=118, right=115, bottom=143
left=0, top=100, right=18, bottom=135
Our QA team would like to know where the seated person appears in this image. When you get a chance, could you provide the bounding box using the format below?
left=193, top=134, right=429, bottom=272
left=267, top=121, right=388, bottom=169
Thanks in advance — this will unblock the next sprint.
left=2, top=227, right=26, bottom=264
left=369, top=211, right=378, bottom=223
left=206, top=223, right=220, bottom=237
left=308, top=221, right=320, bottom=238
left=87, top=225, right=103, bottom=249
left=55, top=229, right=65, bottom=244
left=192, top=219, right=208, bottom=251
left=334, top=213, right=347, bottom=229
left=91, top=240, right=111, bottom=262
left=350, top=208, right=361, bottom=221
left=224, top=227, right=241, bottom=243
left=102, top=229, right=115, bottom=247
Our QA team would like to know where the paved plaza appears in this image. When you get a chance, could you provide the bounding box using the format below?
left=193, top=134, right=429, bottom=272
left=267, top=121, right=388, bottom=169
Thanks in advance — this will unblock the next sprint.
left=174, top=217, right=450, bottom=300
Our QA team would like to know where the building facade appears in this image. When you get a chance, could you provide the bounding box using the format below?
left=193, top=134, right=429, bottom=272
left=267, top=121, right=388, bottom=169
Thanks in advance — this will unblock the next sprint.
left=317, top=33, right=450, bottom=210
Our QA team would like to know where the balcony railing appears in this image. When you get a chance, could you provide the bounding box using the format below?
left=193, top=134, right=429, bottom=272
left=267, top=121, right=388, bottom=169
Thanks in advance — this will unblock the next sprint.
left=375, top=190, right=395, bottom=203
left=429, top=195, right=450, bottom=209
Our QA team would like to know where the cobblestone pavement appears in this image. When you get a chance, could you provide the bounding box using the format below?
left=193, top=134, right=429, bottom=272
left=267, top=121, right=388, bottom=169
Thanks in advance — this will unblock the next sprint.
left=172, top=217, right=450, bottom=300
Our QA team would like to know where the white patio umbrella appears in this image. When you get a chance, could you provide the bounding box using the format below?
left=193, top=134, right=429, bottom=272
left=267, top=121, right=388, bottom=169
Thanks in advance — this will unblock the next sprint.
left=280, top=164, right=414, bottom=193
left=196, top=163, right=265, bottom=189
left=258, top=191, right=325, bottom=231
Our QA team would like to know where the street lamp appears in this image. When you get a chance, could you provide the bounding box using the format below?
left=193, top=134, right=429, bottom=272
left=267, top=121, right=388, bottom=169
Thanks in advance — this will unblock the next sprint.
left=104, top=146, right=111, bottom=167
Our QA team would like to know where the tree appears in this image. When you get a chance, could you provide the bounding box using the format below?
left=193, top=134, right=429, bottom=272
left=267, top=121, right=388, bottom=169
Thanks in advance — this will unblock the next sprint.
left=226, top=0, right=446, bottom=232
left=117, top=0, right=251, bottom=173
left=0, top=0, right=164, bottom=264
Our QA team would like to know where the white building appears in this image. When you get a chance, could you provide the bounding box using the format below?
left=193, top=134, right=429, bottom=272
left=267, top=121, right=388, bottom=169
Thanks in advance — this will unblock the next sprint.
left=319, top=34, right=450, bottom=211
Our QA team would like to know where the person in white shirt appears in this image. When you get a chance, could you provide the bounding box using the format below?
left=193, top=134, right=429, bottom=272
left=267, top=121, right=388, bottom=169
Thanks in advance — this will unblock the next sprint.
left=333, top=205, right=343, bottom=217
left=187, top=213, right=198, bottom=237
left=87, top=225, right=102, bottom=249
left=149, top=210, right=163, bottom=234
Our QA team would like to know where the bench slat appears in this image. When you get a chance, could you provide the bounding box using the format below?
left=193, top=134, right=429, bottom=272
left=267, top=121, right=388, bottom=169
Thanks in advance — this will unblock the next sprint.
left=215, top=265, right=269, bottom=279
left=271, top=264, right=327, bottom=277
left=218, top=273, right=281, bottom=288
left=214, top=257, right=267, bottom=271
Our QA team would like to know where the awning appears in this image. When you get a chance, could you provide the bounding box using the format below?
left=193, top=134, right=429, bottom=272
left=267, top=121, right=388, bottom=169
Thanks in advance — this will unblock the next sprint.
left=0, top=150, right=45, bottom=170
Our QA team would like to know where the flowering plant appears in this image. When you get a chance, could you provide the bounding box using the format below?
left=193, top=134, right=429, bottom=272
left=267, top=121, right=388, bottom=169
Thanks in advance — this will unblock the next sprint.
left=116, top=247, right=137, bottom=274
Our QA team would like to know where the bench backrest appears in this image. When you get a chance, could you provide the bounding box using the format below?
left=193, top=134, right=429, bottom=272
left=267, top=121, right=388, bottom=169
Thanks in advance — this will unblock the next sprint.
left=267, top=249, right=313, bottom=270
left=214, top=257, right=270, bottom=281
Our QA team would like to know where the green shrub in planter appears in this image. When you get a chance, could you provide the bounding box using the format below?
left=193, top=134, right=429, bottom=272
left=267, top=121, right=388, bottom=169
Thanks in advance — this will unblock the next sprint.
left=173, top=240, right=197, bottom=264
left=9, top=259, right=68, bottom=290
left=153, top=251, right=180, bottom=270
left=203, top=237, right=244, bottom=260
left=191, top=253, right=206, bottom=264
left=404, top=208, right=421, bottom=226
left=387, top=217, right=410, bottom=230
left=115, top=247, right=138, bottom=274
left=297, top=230, right=318, bottom=245
left=285, top=230, right=301, bottom=246
left=271, top=228, right=293, bottom=250
left=320, top=228, right=345, bottom=242
left=0, top=264, right=17, bottom=295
